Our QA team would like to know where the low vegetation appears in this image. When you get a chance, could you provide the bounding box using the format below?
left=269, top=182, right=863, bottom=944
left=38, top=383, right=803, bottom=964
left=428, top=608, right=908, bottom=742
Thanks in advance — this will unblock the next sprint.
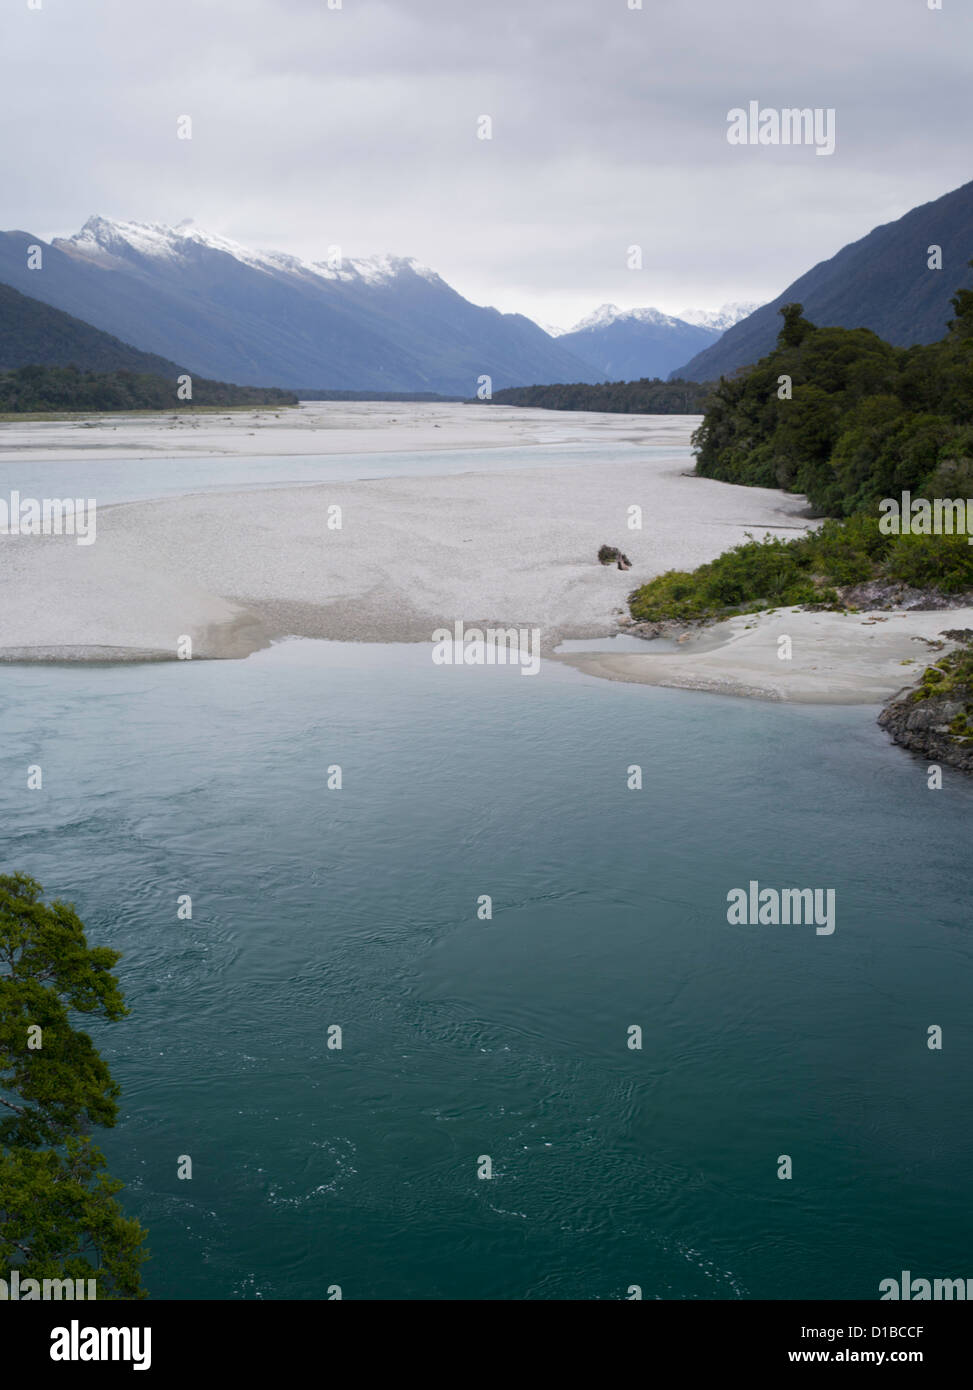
left=630, top=518, right=973, bottom=623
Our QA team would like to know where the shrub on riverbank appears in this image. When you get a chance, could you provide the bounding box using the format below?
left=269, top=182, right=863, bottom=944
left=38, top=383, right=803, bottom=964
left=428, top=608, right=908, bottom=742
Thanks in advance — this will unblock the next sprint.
left=629, top=518, right=973, bottom=622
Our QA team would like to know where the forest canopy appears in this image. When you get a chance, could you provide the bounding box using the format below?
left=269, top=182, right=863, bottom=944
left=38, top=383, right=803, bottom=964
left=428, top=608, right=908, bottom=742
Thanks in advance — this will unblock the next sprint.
left=631, top=275, right=973, bottom=623
left=0, top=363, right=298, bottom=413
left=692, top=282, right=973, bottom=516
left=488, top=377, right=712, bottom=414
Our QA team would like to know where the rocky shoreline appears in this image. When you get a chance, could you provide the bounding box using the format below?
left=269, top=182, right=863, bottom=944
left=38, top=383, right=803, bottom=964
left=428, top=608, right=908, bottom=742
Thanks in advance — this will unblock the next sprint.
left=877, top=629, right=973, bottom=774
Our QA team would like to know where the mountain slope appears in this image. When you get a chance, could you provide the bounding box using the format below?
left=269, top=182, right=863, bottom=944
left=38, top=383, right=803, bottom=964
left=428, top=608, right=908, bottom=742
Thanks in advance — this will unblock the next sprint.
left=675, top=179, right=973, bottom=381
left=0, top=279, right=189, bottom=375
left=0, top=218, right=600, bottom=393
left=557, top=304, right=722, bottom=381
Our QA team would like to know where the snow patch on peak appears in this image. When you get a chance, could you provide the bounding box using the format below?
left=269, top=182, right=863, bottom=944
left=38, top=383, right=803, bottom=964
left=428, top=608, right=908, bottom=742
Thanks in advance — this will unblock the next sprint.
left=309, top=252, right=441, bottom=287
left=359, top=253, right=436, bottom=284
left=677, top=302, right=762, bottom=331
left=569, top=303, right=684, bottom=333
left=62, top=217, right=441, bottom=289
left=565, top=301, right=765, bottom=336
left=570, top=303, right=622, bottom=332
left=65, top=216, right=275, bottom=271
left=68, top=216, right=181, bottom=261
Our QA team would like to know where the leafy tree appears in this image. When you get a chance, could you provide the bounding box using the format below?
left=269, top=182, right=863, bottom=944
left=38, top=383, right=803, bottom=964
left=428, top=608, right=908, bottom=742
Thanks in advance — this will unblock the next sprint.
left=947, top=260, right=973, bottom=340
left=777, top=302, right=814, bottom=349
left=694, top=276, right=973, bottom=516
left=0, top=873, right=148, bottom=1297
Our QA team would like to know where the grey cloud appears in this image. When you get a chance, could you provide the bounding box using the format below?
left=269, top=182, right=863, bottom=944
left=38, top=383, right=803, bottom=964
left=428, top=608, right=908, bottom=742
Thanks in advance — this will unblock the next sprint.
left=1, top=0, right=970, bottom=325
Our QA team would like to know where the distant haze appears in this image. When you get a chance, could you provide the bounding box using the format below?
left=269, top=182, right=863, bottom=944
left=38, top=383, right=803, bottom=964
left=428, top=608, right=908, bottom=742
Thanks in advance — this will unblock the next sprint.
left=1, top=0, right=970, bottom=326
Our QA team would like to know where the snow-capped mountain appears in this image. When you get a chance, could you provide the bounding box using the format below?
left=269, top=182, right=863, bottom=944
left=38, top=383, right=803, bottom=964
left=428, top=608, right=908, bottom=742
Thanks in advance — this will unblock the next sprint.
left=568, top=303, right=689, bottom=334
left=0, top=216, right=601, bottom=393
left=565, top=301, right=762, bottom=336
left=61, top=216, right=443, bottom=289
left=556, top=302, right=724, bottom=382
left=676, top=302, right=762, bottom=332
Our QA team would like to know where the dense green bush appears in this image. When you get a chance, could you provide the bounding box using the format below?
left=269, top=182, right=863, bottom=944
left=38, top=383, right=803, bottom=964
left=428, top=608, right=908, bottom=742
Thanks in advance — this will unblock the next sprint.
left=630, top=534, right=820, bottom=622
left=631, top=273, right=973, bottom=623
left=885, top=531, right=973, bottom=593
left=694, top=277, right=973, bottom=516
left=629, top=517, right=973, bottom=623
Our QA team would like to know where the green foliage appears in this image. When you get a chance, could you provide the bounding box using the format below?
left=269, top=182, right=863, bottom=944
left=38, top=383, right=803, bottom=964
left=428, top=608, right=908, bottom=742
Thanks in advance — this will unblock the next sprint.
left=0, top=1141, right=148, bottom=1296
left=885, top=530, right=973, bottom=593
left=800, top=512, right=889, bottom=584
left=694, top=275, right=973, bottom=516
left=777, top=302, right=815, bottom=350
left=650, top=271, right=973, bottom=625
left=489, top=377, right=713, bottom=414
left=0, top=873, right=148, bottom=1298
left=910, top=645, right=973, bottom=741
left=630, top=533, right=820, bottom=622
left=0, top=363, right=297, bottom=413
left=629, top=515, right=973, bottom=623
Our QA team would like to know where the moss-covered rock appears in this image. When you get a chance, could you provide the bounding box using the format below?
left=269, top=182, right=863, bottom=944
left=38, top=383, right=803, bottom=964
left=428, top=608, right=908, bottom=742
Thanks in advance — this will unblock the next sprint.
left=878, top=639, right=973, bottom=772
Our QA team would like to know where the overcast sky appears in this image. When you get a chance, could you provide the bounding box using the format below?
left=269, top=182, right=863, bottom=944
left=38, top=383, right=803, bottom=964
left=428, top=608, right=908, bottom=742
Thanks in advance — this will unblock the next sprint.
left=3, top=0, right=971, bottom=328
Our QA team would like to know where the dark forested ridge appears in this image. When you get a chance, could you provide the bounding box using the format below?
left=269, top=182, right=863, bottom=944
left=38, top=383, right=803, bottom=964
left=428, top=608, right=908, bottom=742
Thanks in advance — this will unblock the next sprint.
left=489, top=377, right=713, bottom=413
left=676, top=177, right=973, bottom=381
left=0, top=279, right=190, bottom=376
left=0, top=364, right=297, bottom=412
left=0, top=280, right=296, bottom=409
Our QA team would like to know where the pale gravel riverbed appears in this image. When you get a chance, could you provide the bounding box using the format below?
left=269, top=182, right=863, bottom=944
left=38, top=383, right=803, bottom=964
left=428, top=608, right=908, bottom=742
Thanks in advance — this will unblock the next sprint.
left=2, top=401, right=967, bottom=701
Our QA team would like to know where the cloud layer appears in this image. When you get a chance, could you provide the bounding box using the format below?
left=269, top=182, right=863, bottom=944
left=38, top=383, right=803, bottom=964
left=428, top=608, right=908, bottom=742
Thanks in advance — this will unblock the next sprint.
left=3, top=0, right=970, bottom=325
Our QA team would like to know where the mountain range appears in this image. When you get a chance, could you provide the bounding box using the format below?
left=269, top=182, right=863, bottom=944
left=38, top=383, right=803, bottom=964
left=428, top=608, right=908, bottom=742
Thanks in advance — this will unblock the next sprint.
left=0, top=218, right=600, bottom=395
left=3, top=179, right=970, bottom=394
left=0, top=218, right=760, bottom=393
left=676, top=177, right=973, bottom=380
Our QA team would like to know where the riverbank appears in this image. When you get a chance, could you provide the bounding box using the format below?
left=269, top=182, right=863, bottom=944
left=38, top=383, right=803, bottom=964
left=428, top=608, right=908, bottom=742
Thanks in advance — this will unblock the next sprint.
left=554, top=606, right=973, bottom=705
left=0, top=411, right=813, bottom=661
left=4, top=404, right=970, bottom=714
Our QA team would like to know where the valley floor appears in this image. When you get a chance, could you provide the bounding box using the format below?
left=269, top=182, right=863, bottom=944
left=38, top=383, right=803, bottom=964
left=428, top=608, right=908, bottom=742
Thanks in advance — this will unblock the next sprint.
left=1, top=403, right=969, bottom=703
left=0, top=398, right=695, bottom=459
